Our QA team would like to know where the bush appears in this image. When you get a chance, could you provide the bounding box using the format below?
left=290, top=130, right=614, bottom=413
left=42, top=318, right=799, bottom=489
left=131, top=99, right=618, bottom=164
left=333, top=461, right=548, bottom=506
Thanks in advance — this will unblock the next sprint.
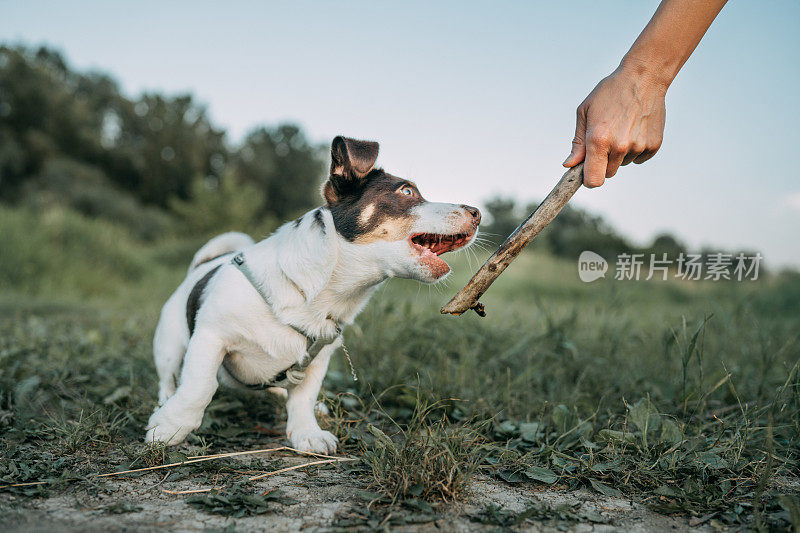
left=170, top=173, right=275, bottom=237
left=22, top=158, right=172, bottom=241
left=0, top=205, right=149, bottom=297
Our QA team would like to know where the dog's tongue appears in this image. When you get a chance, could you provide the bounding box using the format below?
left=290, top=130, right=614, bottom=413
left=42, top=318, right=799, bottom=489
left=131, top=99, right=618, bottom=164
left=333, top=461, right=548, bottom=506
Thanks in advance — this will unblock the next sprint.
left=434, top=234, right=470, bottom=255
left=431, top=239, right=452, bottom=255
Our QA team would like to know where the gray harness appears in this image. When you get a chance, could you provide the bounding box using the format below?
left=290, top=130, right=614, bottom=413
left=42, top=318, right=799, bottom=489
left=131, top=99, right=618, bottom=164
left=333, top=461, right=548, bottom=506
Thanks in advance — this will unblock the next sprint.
left=227, top=252, right=342, bottom=389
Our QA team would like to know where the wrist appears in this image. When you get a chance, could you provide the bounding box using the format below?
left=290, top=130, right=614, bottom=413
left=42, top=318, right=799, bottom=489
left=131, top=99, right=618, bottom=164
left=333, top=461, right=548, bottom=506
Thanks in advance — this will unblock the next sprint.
left=617, top=55, right=673, bottom=95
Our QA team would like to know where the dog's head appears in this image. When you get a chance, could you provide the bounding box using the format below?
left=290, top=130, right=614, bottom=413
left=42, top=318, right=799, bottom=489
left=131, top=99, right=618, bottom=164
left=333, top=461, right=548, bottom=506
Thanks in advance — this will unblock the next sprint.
left=323, top=136, right=481, bottom=283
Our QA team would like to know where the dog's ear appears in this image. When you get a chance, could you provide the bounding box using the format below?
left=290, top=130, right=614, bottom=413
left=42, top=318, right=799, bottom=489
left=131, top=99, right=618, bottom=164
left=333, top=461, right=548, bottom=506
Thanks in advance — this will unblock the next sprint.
left=331, top=136, right=379, bottom=179
left=325, top=136, right=379, bottom=204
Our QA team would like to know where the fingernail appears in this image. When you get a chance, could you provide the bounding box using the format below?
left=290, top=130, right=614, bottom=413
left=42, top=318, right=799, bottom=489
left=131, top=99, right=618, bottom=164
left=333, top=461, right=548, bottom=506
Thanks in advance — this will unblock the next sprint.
left=562, top=154, right=572, bottom=166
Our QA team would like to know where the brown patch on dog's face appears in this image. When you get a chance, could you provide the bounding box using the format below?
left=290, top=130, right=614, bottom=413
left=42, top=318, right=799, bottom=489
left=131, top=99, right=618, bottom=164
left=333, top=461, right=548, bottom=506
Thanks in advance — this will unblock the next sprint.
left=323, top=136, right=426, bottom=243
left=327, top=170, right=426, bottom=242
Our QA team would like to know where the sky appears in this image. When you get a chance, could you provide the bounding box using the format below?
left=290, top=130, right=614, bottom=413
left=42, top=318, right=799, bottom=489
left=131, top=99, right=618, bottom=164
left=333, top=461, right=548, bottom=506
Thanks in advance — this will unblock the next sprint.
left=2, top=0, right=799, bottom=267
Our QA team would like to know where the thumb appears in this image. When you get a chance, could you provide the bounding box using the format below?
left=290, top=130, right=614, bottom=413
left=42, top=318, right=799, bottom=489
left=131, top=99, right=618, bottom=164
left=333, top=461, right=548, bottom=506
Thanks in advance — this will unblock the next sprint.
left=563, top=107, right=587, bottom=167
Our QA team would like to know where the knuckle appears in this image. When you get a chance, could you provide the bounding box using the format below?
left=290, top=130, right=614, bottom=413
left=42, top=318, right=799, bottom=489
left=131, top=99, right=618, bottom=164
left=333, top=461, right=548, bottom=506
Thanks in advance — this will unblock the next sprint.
left=649, top=138, right=663, bottom=152
left=588, top=132, right=610, bottom=148
left=610, top=142, right=628, bottom=156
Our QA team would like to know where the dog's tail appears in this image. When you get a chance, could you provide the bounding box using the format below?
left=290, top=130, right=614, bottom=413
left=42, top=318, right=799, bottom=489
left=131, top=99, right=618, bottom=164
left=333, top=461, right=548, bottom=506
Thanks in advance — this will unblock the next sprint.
left=188, top=232, right=255, bottom=272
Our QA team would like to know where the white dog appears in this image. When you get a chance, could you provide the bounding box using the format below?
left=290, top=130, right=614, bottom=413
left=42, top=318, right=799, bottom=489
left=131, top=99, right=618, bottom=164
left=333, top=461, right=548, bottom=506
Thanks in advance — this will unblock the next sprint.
left=146, top=136, right=481, bottom=453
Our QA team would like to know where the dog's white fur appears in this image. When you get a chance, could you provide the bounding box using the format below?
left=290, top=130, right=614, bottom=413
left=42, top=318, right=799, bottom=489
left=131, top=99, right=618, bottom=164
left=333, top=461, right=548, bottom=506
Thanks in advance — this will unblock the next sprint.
left=146, top=202, right=478, bottom=453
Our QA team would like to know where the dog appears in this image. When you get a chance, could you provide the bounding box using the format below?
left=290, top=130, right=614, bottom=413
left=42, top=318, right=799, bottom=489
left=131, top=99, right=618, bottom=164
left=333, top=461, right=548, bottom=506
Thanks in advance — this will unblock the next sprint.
left=145, top=136, right=481, bottom=453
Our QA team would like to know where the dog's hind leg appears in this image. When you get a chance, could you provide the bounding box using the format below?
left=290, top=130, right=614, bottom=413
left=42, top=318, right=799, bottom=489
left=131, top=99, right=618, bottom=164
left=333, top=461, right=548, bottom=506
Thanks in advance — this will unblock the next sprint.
left=152, top=300, right=188, bottom=407
left=145, top=329, right=225, bottom=445
left=267, top=387, right=329, bottom=416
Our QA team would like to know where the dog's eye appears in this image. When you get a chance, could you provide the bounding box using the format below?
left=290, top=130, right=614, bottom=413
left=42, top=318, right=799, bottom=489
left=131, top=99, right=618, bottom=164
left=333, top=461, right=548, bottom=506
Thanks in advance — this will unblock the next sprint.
left=399, top=186, right=414, bottom=196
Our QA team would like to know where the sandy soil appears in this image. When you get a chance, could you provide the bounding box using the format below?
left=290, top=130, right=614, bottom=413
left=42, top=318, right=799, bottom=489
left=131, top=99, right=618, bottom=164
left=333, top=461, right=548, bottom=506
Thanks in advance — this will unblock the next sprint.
left=2, top=440, right=710, bottom=533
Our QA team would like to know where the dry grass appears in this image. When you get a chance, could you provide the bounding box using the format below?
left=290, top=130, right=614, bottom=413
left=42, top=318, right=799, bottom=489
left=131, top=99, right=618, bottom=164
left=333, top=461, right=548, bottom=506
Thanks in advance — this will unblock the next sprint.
left=359, top=398, right=484, bottom=503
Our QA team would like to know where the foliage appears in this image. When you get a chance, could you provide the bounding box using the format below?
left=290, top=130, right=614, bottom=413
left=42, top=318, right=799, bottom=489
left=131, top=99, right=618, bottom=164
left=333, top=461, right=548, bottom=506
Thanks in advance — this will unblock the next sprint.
left=481, top=196, right=520, bottom=243
left=537, top=201, right=634, bottom=259
left=169, top=172, right=273, bottom=237
left=469, top=502, right=609, bottom=528
left=481, top=195, right=635, bottom=259
left=0, top=46, right=224, bottom=206
left=323, top=251, right=799, bottom=528
left=22, top=157, right=172, bottom=240
left=481, top=195, right=705, bottom=263
left=649, top=232, right=688, bottom=259
left=0, top=45, right=326, bottom=238
left=0, top=204, right=150, bottom=297
left=233, top=125, right=326, bottom=220
left=186, top=484, right=297, bottom=517
left=358, top=397, right=483, bottom=502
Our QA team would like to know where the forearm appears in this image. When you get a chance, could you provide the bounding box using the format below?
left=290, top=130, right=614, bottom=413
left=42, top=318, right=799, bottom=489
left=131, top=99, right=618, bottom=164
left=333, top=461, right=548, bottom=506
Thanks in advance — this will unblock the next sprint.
left=619, top=0, right=727, bottom=90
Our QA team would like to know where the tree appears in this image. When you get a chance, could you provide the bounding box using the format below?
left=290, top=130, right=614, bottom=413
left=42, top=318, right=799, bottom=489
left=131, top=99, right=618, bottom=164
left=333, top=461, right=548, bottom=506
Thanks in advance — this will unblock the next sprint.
left=0, top=45, right=327, bottom=234
left=107, top=93, right=227, bottom=206
left=648, top=233, right=686, bottom=259
left=481, top=196, right=521, bottom=244
left=538, top=203, right=632, bottom=260
left=233, top=124, right=325, bottom=219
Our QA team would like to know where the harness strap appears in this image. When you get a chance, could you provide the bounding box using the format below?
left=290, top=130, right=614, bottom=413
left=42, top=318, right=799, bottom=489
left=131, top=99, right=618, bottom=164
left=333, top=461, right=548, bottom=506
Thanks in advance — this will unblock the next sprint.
left=228, top=252, right=342, bottom=389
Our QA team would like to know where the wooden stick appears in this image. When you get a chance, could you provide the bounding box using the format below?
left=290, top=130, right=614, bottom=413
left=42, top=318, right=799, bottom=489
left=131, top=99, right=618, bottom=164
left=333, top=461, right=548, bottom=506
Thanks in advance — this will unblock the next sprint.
left=441, top=163, right=584, bottom=316
left=248, top=457, right=355, bottom=481
left=185, top=447, right=289, bottom=460
left=186, top=446, right=341, bottom=461
left=96, top=446, right=287, bottom=478
left=162, top=486, right=225, bottom=495
left=159, top=458, right=357, bottom=494
left=0, top=446, right=352, bottom=490
left=0, top=480, right=50, bottom=489
left=99, top=445, right=344, bottom=479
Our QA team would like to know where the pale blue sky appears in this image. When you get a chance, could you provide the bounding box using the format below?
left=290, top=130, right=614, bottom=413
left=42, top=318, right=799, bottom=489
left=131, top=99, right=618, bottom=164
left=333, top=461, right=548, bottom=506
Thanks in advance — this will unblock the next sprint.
left=2, top=1, right=799, bottom=266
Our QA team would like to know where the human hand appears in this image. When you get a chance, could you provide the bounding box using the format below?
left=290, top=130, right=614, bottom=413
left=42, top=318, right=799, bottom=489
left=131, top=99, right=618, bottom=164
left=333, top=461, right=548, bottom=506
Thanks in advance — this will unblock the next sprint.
left=563, top=64, right=667, bottom=188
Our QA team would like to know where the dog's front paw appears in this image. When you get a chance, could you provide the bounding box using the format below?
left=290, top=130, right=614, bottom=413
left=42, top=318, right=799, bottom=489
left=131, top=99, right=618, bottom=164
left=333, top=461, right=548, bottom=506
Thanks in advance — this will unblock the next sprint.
left=145, top=410, right=193, bottom=446
left=289, top=428, right=339, bottom=455
left=144, top=423, right=191, bottom=446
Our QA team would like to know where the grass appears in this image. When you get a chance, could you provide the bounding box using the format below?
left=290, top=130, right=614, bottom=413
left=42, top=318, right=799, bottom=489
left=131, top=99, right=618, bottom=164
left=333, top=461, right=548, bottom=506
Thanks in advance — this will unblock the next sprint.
left=358, top=397, right=484, bottom=502
left=0, top=204, right=798, bottom=529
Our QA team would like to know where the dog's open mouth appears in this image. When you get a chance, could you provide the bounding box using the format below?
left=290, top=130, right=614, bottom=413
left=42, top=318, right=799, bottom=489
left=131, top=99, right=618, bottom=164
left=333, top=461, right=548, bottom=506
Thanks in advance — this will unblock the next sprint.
left=410, top=231, right=474, bottom=256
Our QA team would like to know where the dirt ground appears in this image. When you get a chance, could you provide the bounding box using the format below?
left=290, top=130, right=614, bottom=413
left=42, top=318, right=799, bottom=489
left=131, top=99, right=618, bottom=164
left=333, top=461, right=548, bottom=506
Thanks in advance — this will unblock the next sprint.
left=2, top=438, right=711, bottom=533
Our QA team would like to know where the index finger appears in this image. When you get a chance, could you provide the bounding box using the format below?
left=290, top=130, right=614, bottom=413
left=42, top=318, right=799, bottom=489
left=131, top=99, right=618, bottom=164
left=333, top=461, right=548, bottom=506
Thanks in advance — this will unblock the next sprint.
left=583, top=139, right=608, bottom=188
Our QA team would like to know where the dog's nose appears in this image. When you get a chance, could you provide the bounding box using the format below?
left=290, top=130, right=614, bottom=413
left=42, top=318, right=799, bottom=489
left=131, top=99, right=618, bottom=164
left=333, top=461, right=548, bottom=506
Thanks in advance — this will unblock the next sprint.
left=461, top=204, right=481, bottom=223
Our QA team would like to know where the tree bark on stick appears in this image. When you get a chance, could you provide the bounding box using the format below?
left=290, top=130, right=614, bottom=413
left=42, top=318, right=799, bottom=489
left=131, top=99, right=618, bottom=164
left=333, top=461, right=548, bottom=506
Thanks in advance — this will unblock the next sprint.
left=441, top=163, right=584, bottom=316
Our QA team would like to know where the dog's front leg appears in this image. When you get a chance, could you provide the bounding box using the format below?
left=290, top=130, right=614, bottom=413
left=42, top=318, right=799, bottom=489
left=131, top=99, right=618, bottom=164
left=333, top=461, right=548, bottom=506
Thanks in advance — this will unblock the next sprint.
left=285, top=346, right=338, bottom=454
left=145, top=330, right=224, bottom=446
